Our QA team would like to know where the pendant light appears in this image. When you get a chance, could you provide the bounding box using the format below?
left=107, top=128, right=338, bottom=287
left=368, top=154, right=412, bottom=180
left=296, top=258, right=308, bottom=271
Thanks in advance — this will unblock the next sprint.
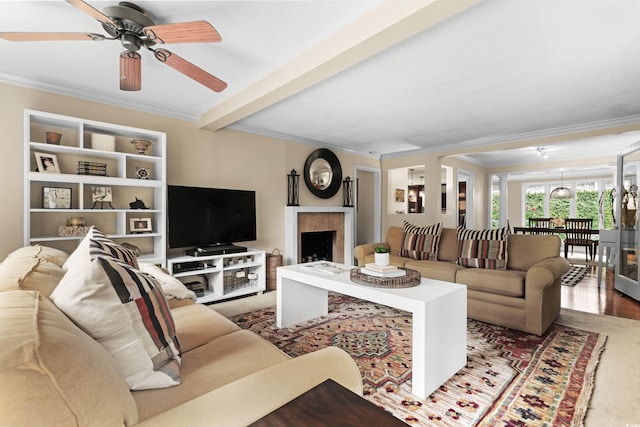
left=550, top=171, right=573, bottom=199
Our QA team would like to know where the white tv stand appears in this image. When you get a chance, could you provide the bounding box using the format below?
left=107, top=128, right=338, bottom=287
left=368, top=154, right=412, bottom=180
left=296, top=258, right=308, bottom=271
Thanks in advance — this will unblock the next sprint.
left=167, top=249, right=266, bottom=304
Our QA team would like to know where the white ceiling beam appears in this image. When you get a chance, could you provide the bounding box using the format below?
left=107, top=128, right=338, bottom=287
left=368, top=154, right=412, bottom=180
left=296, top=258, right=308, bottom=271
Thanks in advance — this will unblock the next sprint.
left=199, top=0, right=481, bottom=132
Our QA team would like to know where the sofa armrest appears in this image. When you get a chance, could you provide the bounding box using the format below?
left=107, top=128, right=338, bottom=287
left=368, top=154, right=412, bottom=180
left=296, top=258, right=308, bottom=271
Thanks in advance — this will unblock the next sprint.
left=523, top=256, right=570, bottom=335
left=136, top=347, right=362, bottom=427
left=353, top=242, right=388, bottom=266
left=525, top=257, right=571, bottom=291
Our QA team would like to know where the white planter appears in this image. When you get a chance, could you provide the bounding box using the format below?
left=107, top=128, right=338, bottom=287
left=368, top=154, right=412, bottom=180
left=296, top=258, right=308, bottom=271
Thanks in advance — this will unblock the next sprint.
left=374, top=252, right=390, bottom=267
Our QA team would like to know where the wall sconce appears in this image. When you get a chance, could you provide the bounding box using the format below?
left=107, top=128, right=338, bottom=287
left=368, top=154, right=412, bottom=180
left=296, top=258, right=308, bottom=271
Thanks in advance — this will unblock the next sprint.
left=343, top=176, right=353, bottom=207
left=287, top=169, right=299, bottom=206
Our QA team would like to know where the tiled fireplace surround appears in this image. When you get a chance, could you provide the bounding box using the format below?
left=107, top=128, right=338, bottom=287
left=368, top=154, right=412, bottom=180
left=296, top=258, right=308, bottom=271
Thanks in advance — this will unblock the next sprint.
left=284, top=207, right=354, bottom=266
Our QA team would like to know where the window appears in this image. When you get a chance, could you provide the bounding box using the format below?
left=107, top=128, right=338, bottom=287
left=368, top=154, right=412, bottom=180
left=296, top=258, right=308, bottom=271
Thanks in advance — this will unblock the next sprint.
left=525, top=184, right=546, bottom=222
left=523, top=178, right=613, bottom=228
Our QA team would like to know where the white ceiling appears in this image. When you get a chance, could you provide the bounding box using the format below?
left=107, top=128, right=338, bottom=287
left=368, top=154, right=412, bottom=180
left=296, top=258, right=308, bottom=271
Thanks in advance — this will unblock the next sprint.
left=2, top=0, right=640, bottom=168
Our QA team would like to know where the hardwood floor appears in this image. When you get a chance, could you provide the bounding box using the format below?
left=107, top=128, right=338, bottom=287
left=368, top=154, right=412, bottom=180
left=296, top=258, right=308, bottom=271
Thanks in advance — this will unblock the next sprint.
left=561, top=264, right=640, bottom=321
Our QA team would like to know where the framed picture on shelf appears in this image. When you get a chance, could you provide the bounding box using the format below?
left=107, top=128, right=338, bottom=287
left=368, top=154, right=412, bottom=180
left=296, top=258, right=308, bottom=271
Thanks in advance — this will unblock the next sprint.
left=43, top=187, right=71, bottom=209
left=91, top=186, right=114, bottom=209
left=92, top=186, right=112, bottom=202
left=130, top=218, right=152, bottom=234
left=34, top=152, right=61, bottom=173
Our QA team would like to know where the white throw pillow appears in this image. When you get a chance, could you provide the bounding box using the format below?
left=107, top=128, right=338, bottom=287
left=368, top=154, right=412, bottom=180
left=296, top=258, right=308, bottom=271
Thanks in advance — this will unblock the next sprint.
left=138, top=262, right=196, bottom=300
left=63, top=226, right=138, bottom=271
left=51, top=256, right=181, bottom=390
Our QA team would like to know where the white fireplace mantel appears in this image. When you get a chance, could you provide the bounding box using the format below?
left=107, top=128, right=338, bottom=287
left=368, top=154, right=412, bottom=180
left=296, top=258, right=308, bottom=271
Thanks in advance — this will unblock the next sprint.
left=284, top=206, right=354, bottom=266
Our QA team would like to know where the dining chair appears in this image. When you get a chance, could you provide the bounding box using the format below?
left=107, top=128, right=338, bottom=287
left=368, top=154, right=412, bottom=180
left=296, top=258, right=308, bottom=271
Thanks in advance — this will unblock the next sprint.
left=564, top=218, right=595, bottom=261
left=528, top=217, right=552, bottom=234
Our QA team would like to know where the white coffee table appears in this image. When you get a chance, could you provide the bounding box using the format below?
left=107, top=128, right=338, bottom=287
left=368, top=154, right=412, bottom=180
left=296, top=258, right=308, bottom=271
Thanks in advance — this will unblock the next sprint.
left=277, top=263, right=467, bottom=398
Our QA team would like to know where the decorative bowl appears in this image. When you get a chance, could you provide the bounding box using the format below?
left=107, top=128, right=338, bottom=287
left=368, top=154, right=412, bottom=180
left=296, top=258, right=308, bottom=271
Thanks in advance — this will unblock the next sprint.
left=131, top=139, right=152, bottom=155
left=45, top=132, right=62, bottom=145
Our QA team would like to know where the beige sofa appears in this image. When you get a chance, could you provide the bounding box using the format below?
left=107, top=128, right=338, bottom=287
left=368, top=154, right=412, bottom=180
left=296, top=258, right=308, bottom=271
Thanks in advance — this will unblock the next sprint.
left=0, top=245, right=362, bottom=427
left=354, top=226, right=570, bottom=335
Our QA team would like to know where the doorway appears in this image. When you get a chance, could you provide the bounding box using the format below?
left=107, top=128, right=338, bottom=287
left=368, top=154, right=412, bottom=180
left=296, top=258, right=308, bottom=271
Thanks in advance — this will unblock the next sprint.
left=354, top=165, right=381, bottom=246
left=458, top=170, right=474, bottom=228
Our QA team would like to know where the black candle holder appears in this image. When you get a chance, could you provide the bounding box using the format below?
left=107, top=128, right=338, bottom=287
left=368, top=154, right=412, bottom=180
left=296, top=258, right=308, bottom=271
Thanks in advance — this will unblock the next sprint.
left=343, top=176, right=353, bottom=207
left=287, top=169, right=300, bottom=206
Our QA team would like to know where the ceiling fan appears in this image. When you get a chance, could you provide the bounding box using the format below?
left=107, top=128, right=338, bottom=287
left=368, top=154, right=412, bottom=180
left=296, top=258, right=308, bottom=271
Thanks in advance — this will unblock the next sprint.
left=0, top=0, right=227, bottom=92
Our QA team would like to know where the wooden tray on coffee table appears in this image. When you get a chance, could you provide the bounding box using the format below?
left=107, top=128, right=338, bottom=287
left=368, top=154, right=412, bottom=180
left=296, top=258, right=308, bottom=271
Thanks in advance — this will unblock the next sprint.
left=350, top=267, right=421, bottom=288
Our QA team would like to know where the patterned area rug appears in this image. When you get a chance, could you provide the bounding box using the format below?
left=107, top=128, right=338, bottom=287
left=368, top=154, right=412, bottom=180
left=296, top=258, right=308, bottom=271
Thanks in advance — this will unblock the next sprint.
left=562, top=265, right=588, bottom=287
left=229, top=294, right=606, bottom=426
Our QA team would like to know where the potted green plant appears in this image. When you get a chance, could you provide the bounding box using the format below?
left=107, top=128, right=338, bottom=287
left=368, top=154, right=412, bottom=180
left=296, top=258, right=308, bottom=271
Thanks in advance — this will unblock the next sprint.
left=374, top=246, right=390, bottom=267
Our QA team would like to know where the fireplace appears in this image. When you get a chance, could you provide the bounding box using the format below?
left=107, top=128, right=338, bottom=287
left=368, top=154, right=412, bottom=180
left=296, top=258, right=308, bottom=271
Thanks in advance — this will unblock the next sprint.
left=301, top=230, right=335, bottom=262
left=284, top=206, right=354, bottom=266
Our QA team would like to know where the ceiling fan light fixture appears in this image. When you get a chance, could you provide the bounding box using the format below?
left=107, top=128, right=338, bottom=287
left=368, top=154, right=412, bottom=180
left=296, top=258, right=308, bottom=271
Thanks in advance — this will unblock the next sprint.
left=120, top=51, right=141, bottom=91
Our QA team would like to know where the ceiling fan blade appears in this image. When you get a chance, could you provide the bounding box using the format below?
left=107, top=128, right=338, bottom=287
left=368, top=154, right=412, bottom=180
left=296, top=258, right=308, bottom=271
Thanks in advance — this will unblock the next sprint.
left=144, top=21, right=221, bottom=44
left=120, top=51, right=142, bottom=91
left=154, top=48, right=227, bottom=92
left=0, top=32, right=105, bottom=42
left=66, top=0, right=119, bottom=31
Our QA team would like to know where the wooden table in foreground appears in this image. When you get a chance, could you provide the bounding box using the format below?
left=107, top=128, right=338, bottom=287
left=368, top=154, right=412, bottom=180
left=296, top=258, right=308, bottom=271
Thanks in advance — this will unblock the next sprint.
left=249, top=379, right=407, bottom=427
left=276, top=263, right=467, bottom=399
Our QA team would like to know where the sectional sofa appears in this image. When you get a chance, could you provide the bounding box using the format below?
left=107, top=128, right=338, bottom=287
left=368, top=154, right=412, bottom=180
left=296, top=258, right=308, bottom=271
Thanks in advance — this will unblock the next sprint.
left=0, top=233, right=362, bottom=426
left=354, top=224, right=570, bottom=335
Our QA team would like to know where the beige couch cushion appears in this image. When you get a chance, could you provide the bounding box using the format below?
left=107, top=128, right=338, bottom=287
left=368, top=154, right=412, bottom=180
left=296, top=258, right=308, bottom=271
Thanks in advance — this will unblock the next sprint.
left=0, top=290, right=138, bottom=426
left=387, top=226, right=406, bottom=254
left=171, top=304, right=241, bottom=352
left=0, top=245, right=68, bottom=296
left=133, top=329, right=291, bottom=421
left=437, top=227, right=459, bottom=262
left=404, top=260, right=465, bottom=283
left=138, top=262, right=196, bottom=300
left=135, top=347, right=363, bottom=427
left=507, top=234, right=562, bottom=271
left=456, top=268, right=526, bottom=297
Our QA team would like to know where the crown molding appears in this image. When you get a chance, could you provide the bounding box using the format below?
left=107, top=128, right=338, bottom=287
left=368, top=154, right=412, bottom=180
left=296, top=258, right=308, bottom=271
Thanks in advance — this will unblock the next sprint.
left=227, top=122, right=381, bottom=159
left=381, top=114, right=640, bottom=160
left=0, top=73, right=199, bottom=123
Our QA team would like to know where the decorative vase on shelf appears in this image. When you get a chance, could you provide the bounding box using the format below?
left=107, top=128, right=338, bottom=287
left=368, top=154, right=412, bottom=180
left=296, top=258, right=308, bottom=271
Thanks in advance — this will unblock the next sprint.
left=131, top=139, right=152, bottom=155
left=374, top=247, right=390, bottom=267
left=45, top=132, right=62, bottom=145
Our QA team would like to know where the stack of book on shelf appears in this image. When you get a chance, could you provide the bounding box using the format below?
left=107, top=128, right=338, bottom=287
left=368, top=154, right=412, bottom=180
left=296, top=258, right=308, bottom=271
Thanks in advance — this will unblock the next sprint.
left=360, top=263, right=406, bottom=278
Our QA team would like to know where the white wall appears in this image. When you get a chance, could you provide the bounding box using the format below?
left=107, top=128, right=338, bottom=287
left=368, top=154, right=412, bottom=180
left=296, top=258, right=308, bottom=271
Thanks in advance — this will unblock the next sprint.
left=0, top=82, right=379, bottom=261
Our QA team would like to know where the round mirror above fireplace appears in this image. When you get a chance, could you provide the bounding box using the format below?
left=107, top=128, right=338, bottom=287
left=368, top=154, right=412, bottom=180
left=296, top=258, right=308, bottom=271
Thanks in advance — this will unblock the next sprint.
left=304, top=148, right=342, bottom=199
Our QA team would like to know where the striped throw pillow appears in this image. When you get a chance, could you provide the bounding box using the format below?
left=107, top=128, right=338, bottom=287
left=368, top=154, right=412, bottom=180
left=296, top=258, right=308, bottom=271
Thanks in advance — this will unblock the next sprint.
left=457, top=226, right=511, bottom=269
left=51, top=256, right=181, bottom=390
left=400, top=222, right=443, bottom=260
left=63, top=226, right=138, bottom=271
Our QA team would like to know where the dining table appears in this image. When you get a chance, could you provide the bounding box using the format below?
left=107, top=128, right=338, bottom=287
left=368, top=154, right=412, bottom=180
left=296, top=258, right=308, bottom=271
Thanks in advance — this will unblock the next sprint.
left=512, top=227, right=600, bottom=236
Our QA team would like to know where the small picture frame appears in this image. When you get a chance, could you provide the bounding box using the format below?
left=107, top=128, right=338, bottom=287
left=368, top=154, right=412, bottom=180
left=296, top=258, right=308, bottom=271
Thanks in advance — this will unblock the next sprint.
left=91, top=186, right=114, bottom=209
left=91, top=186, right=113, bottom=202
left=35, top=152, right=61, bottom=173
left=43, top=187, right=71, bottom=209
left=395, top=188, right=405, bottom=202
left=130, top=218, right=152, bottom=234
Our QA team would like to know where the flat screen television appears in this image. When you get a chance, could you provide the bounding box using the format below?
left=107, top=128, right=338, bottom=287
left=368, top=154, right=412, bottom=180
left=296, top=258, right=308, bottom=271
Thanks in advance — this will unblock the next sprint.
left=167, top=185, right=257, bottom=250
